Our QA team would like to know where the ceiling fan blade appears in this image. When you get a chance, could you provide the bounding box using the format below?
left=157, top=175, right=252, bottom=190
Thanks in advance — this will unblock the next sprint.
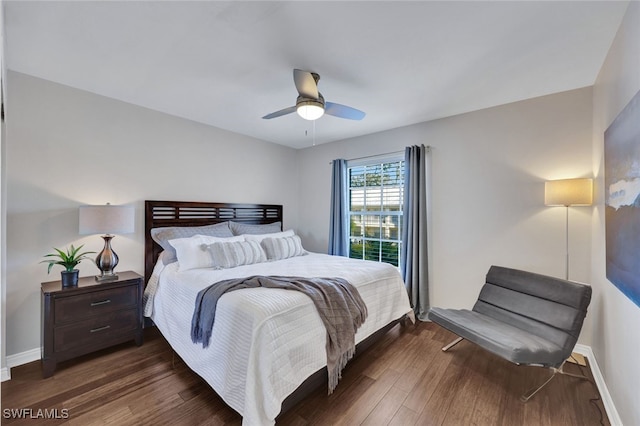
left=293, top=69, right=319, bottom=99
left=325, top=102, right=366, bottom=120
left=262, top=106, right=297, bottom=119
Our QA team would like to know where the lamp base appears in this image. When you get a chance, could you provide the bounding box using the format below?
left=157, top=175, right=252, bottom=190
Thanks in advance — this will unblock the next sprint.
left=95, top=273, right=118, bottom=282
left=95, top=235, right=120, bottom=283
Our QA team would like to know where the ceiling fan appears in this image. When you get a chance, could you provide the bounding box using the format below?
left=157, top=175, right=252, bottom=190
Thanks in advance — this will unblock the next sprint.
left=262, top=69, right=366, bottom=121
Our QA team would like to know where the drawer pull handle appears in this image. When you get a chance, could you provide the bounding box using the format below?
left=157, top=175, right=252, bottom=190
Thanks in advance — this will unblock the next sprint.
left=91, top=299, right=111, bottom=307
left=90, top=325, right=111, bottom=333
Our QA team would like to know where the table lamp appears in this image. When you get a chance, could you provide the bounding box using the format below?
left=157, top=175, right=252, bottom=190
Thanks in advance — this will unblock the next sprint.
left=79, top=203, right=135, bottom=281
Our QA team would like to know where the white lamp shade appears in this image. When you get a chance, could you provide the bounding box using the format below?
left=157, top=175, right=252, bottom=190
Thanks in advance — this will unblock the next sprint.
left=544, top=178, right=593, bottom=206
left=79, top=204, right=135, bottom=235
left=296, top=103, right=324, bottom=120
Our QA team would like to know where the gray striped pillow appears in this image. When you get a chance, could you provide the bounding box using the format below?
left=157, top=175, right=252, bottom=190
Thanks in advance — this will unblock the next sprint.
left=260, top=235, right=306, bottom=261
left=204, top=240, right=267, bottom=269
left=229, top=221, right=282, bottom=236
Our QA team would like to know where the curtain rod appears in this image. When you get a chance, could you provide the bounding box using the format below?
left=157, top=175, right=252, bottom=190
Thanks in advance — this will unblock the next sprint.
left=328, top=150, right=403, bottom=164
left=329, top=146, right=431, bottom=164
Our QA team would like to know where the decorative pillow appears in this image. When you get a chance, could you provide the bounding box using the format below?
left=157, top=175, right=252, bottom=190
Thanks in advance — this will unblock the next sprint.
left=151, top=222, right=233, bottom=264
left=229, top=221, right=282, bottom=236
left=243, top=229, right=295, bottom=243
left=204, top=240, right=267, bottom=269
left=169, top=235, right=244, bottom=271
left=261, top=235, right=307, bottom=261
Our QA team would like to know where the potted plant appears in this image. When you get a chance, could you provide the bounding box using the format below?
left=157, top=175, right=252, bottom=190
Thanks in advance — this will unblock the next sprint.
left=41, top=244, right=95, bottom=287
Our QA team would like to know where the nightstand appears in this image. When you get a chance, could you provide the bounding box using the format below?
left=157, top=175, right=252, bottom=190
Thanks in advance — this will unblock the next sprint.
left=41, top=271, right=143, bottom=378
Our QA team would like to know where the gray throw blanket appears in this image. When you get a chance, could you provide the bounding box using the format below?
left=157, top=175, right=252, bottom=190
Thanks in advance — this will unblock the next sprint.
left=191, top=275, right=368, bottom=393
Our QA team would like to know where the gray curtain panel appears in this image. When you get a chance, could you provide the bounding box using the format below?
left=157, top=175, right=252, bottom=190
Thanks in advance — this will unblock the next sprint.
left=401, top=145, right=430, bottom=320
left=328, top=159, right=349, bottom=256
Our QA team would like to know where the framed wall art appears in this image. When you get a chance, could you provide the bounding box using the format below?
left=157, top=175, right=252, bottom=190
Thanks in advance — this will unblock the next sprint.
left=604, top=89, right=640, bottom=308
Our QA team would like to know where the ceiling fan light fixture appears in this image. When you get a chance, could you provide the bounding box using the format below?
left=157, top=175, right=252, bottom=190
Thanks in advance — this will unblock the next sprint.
left=296, top=100, right=324, bottom=120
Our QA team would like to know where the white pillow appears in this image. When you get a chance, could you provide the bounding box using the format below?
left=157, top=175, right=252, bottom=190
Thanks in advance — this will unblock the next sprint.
left=243, top=229, right=295, bottom=243
left=169, top=235, right=244, bottom=271
left=204, top=240, right=267, bottom=269
left=261, top=235, right=307, bottom=261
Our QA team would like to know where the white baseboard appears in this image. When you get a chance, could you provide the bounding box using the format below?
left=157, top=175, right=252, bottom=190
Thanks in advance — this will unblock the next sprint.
left=573, top=344, right=623, bottom=426
left=1, top=366, right=10, bottom=382
left=2, top=347, right=41, bottom=381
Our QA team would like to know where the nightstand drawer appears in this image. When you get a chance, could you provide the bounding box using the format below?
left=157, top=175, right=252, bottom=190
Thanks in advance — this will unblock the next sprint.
left=54, top=309, right=138, bottom=353
left=54, top=285, right=137, bottom=323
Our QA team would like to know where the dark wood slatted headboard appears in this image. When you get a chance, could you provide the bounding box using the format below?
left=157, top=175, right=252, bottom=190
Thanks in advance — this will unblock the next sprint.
left=144, top=200, right=283, bottom=284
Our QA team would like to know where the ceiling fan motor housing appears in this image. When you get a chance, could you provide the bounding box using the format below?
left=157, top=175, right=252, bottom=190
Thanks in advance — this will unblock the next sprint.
left=296, top=93, right=325, bottom=109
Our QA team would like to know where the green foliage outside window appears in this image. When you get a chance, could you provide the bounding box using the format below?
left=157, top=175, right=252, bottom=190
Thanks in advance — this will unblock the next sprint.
left=349, top=238, right=401, bottom=266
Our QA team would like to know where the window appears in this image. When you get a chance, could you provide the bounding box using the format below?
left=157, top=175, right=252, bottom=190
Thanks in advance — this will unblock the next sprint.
left=348, top=159, right=404, bottom=266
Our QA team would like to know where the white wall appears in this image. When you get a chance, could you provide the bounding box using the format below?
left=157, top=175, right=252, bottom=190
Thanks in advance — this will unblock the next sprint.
left=591, top=2, right=640, bottom=425
left=1, top=10, right=6, bottom=377
left=1, top=113, right=5, bottom=380
left=297, top=87, right=594, bottom=336
left=4, top=71, right=299, bottom=357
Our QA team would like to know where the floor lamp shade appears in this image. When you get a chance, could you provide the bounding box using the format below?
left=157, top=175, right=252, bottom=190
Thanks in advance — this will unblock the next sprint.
left=544, top=178, right=593, bottom=207
left=544, top=178, right=593, bottom=281
left=79, top=204, right=135, bottom=281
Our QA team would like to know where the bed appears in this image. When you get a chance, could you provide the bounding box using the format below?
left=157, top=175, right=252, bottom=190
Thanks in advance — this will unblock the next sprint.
left=143, top=200, right=414, bottom=425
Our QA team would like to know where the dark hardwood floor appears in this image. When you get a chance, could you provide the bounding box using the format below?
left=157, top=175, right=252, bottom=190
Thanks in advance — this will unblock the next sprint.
left=2, top=322, right=608, bottom=425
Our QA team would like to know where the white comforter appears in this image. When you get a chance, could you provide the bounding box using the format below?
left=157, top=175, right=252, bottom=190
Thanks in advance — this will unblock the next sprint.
left=145, top=253, right=413, bottom=425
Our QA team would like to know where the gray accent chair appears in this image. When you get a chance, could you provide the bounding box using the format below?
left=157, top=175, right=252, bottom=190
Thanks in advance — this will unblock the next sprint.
left=428, top=265, right=592, bottom=401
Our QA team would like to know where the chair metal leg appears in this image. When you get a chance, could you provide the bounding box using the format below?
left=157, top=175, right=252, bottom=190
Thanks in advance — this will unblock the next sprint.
left=520, top=362, right=590, bottom=402
left=442, top=337, right=463, bottom=352
left=521, top=368, right=559, bottom=402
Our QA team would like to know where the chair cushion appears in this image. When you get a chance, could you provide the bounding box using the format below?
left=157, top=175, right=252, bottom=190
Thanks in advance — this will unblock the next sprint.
left=428, top=307, right=565, bottom=367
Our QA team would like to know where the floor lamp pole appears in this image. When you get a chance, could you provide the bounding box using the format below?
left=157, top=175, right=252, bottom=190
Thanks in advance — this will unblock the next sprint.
left=565, top=205, right=569, bottom=281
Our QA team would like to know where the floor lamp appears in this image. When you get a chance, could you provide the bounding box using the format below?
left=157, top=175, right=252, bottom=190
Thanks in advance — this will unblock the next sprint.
left=544, top=178, right=593, bottom=280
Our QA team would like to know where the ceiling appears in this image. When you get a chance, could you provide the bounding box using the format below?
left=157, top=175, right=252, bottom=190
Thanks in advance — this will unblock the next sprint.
left=3, top=1, right=629, bottom=149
